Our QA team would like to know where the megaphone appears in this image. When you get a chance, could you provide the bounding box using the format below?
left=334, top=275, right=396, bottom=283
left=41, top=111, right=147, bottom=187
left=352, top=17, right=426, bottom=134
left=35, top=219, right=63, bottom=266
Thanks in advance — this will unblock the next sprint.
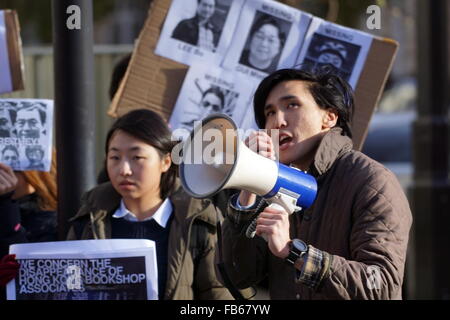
left=179, top=114, right=318, bottom=222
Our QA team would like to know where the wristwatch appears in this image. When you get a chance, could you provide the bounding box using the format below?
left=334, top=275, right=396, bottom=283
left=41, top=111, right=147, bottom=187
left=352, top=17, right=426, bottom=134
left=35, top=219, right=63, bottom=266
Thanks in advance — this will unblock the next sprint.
left=285, top=239, right=308, bottom=266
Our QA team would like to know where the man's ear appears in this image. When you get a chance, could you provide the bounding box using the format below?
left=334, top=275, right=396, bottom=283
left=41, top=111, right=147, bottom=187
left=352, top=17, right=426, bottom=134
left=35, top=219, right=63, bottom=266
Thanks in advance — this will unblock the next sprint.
left=322, top=109, right=338, bottom=130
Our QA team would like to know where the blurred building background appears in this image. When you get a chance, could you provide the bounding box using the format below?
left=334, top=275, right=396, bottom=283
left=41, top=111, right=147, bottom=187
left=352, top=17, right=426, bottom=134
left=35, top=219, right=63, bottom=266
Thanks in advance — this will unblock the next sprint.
left=0, top=0, right=449, bottom=299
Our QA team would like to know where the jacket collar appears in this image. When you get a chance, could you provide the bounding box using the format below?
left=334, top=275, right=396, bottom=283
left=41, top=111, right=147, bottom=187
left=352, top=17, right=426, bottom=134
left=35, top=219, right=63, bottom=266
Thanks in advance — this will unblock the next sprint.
left=71, top=180, right=217, bottom=228
left=310, top=127, right=353, bottom=177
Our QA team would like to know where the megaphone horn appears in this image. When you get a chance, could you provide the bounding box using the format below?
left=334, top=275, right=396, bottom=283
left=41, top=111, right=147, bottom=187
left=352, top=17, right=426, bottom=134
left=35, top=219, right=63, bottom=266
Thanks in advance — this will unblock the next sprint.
left=179, top=114, right=318, bottom=216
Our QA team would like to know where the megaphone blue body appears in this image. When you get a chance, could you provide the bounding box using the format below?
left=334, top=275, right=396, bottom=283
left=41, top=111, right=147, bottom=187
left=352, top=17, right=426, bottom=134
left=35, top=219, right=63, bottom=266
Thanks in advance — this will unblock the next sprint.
left=179, top=114, right=318, bottom=215
left=264, top=162, right=317, bottom=211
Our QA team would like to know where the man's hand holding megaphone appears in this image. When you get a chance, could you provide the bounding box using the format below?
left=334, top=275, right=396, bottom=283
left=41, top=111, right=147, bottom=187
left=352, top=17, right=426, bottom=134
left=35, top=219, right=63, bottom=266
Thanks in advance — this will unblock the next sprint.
left=179, top=114, right=317, bottom=259
left=239, top=131, right=292, bottom=260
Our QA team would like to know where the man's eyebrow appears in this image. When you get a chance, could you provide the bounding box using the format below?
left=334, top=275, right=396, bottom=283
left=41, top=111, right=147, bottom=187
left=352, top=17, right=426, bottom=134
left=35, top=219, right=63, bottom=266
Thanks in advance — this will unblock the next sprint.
left=264, top=95, right=298, bottom=111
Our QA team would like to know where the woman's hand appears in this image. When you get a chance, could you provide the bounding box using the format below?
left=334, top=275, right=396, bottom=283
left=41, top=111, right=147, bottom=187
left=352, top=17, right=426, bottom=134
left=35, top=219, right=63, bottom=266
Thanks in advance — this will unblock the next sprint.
left=0, top=163, right=18, bottom=196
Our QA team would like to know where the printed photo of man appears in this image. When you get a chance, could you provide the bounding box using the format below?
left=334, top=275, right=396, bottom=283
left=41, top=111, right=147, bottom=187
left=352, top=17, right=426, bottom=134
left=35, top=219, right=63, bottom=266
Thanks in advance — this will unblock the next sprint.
left=0, top=102, right=16, bottom=138
left=181, top=86, right=225, bottom=129
left=172, top=0, right=220, bottom=52
left=1, top=145, right=20, bottom=168
left=239, top=12, right=290, bottom=74
left=15, top=102, right=47, bottom=139
left=25, top=145, right=46, bottom=171
left=303, top=34, right=361, bottom=82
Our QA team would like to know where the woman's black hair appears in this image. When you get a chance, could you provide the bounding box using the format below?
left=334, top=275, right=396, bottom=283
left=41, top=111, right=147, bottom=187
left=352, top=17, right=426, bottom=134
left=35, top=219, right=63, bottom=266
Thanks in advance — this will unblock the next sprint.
left=105, top=109, right=178, bottom=199
left=253, top=68, right=354, bottom=138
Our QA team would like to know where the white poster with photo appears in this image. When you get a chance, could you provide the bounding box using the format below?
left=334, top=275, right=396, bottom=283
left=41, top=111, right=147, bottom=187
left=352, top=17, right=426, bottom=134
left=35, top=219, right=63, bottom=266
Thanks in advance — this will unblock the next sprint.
left=7, top=239, right=158, bottom=300
left=169, top=64, right=258, bottom=139
left=0, top=99, right=54, bottom=172
left=155, top=0, right=245, bottom=66
left=295, top=17, right=373, bottom=89
left=222, top=0, right=312, bottom=81
left=0, top=11, right=13, bottom=94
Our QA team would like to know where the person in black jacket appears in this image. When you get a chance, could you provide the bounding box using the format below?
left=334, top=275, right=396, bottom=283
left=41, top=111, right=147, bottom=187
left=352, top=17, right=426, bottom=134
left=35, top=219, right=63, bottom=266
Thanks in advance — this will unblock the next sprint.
left=171, top=0, right=220, bottom=52
left=0, top=150, right=57, bottom=298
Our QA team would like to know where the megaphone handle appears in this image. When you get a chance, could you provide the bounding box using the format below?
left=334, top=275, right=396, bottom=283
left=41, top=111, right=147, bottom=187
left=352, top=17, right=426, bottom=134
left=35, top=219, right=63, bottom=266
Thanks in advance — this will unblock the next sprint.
left=245, top=219, right=268, bottom=242
left=268, top=203, right=285, bottom=211
left=245, top=203, right=285, bottom=241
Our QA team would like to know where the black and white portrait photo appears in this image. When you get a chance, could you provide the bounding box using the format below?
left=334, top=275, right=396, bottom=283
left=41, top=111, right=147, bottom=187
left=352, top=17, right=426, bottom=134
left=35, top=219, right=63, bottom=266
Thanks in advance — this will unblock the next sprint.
left=296, top=17, right=373, bottom=88
left=169, top=64, right=255, bottom=139
left=171, top=0, right=226, bottom=52
left=175, top=83, right=239, bottom=132
left=239, top=11, right=291, bottom=74
left=25, top=145, right=46, bottom=171
left=15, top=101, right=47, bottom=139
left=302, top=33, right=361, bottom=82
left=222, top=0, right=311, bottom=79
left=0, top=99, right=54, bottom=172
left=156, top=0, right=245, bottom=66
left=0, top=101, right=16, bottom=138
left=1, top=145, right=19, bottom=168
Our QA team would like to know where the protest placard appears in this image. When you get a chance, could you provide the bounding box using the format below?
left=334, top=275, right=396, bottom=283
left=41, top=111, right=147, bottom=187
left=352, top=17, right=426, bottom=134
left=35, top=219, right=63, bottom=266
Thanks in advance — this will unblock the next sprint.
left=0, top=99, right=54, bottom=172
left=295, top=17, right=373, bottom=89
left=109, top=0, right=398, bottom=150
left=155, top=0, right=246, bottom=66
left=222, top=0, right=312, bottom=80
left=169, top=64, right=258, bottom=138
left=7, top=240, right=158, bottom=300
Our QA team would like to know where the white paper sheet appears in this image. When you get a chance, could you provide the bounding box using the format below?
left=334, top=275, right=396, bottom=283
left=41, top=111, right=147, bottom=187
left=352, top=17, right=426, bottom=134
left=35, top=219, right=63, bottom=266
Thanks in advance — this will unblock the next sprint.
left=169, top=64, right=259, bottom=140
left=0, top=11, right=13, bottom=94
left=7, top=240, right=158, bottom=300
left=295, top=17, right=374, bottom=88
left=222, top=0, right=312, bottom=81
left=0, top=99, right=54, bottom=172
left=155, top=0, right=245, bottom=66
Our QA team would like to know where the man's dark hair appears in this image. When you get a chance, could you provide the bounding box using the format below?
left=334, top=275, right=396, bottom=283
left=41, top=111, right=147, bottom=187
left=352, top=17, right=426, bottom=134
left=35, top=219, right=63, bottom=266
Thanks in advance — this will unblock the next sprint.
left=202, top=86, right=225, bottom=109
left=249, top=14, right=286, bottom=48
left=253, top=68, right=354, bottom=138
left=109, top=54, right=132, bottom=101
left=105, top=109, right=178, bottom=199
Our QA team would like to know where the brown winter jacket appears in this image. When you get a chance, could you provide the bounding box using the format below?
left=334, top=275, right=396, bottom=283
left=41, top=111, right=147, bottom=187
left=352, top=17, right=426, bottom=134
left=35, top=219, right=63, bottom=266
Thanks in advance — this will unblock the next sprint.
left=221, top=128, right=413, bottom=300
left=66, top=182, right=232, bottom=300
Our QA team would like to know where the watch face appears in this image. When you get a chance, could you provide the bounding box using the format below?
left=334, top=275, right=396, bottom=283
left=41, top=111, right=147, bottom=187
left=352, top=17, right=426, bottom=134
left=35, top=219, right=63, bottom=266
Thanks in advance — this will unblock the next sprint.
left=292, top=239, right=308, bottom=252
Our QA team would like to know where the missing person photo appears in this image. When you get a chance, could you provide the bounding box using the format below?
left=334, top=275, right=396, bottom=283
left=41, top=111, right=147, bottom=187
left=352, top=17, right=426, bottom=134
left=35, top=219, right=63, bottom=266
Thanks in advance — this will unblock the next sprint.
left=14, top=101, right=47, bottom=139
left=239, top=11, right=292, bottom=74
left=1, top=144, right=20, bottom=168
left=171, top=0, right=233, bottom=52
left=180, top=84, right=239, bottom=130
left=302, top=33, right=362, bottom=82
left=0, top=101, right=16, bottom=138
left=0, top=98, right=54, bottom=171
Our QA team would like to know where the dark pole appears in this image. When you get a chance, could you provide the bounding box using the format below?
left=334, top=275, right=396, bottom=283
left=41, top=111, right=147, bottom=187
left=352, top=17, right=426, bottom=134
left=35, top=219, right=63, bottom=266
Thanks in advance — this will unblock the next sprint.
left=411, top=0, right=450, bottom=299
left=52, top=0, right=96, bottom=240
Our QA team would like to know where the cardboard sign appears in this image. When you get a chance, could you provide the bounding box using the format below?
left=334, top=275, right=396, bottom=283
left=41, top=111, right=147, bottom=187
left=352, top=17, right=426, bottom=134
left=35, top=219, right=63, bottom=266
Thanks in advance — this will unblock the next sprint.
left=0, top=10, right=24, bottom=95
left=108, top=0, right=398, bottom=151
